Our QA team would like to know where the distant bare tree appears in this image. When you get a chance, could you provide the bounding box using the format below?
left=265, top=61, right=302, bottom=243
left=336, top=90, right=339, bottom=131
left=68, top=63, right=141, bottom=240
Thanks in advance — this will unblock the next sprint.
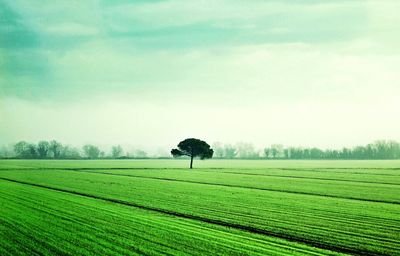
left=60, top=145, right=81, bottom=159
left=14, top=141, right=31, bottom=158
left=27, top=144, right=38, bottom=158
left=49, top=140, right=62, bottom=159
left=82, top=144, right=100, bottom=159
left=224, top=144, right=237, bottom=159
left=271, top=144, right=284, bottom=159
left=37, top=141, right=50, bottom=158
left=134, top=150, right=147, bottom=158
left=212, top=142, right=224, bottom=158
left=236, top=142, right=258, bottom=158
left=0, top=145, right=15, bottom=158
left=111, top=145, right=123, bottom=158
left=264, top=147, right=271, bottom=158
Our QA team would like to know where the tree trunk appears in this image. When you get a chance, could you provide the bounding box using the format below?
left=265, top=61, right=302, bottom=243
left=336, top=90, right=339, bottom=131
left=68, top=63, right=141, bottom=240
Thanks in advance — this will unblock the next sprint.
left=190, top=155, right=193, bottom=169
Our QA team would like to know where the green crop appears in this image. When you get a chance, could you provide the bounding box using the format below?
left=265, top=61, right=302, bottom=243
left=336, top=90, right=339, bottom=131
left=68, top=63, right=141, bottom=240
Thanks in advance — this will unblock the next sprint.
left=1, top=160, right=399, bottom=255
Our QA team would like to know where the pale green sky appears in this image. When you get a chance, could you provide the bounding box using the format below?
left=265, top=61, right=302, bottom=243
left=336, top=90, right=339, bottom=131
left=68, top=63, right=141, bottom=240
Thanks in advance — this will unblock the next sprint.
left=1, top=0, right=400, bottom=150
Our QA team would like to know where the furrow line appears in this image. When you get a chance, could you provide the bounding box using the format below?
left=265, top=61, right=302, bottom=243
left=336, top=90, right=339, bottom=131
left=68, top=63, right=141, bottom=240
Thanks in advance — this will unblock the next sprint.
left=65, top=169, right=400, bottom=205
left=183, top=170, right=400, bottom=186
left=279, top=168, right=400, bottom=176
left=2, top=167, right=400, bottom=177
left=0, top=177, right=384, bottom=256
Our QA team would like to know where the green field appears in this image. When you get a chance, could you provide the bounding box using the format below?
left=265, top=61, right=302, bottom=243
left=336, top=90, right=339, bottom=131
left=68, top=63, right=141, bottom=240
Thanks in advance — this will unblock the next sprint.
left=1, top=160, right=399, bottom=255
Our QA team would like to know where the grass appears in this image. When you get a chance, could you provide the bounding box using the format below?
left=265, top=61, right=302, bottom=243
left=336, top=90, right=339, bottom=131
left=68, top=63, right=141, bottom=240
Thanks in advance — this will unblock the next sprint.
left=1, top=160, right=399, bottom=255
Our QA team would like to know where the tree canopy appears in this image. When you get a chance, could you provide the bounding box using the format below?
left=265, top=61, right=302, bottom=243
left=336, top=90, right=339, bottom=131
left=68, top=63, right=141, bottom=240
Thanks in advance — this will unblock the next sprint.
left=171, top=138, right=213, bottom=168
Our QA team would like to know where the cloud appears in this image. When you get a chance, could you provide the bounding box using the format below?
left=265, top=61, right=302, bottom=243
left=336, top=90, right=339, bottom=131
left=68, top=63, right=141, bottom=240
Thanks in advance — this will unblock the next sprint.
left=40, top=22, right=99, bottom=36
left=0, top=2, right=40, bottom=49
left=2, top=36, right=400, bottom=103
left=1, top=0, right=400, bottom=148
left=100, top=0, right=368, bottom=48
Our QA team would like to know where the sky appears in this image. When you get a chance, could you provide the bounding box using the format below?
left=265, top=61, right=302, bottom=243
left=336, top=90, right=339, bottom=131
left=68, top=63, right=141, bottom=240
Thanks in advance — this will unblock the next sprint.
left=1, top=0, right=400, bottom=151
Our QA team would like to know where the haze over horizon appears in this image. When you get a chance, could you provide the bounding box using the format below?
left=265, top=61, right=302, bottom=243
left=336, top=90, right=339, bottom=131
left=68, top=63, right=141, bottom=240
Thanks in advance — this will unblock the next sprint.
left=1, top=0, right=400, bottom=150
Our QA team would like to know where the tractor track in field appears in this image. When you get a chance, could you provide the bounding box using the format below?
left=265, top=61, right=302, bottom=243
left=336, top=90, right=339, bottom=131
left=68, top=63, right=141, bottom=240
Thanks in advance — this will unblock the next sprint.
left=60, top=169, right=400, bottom=205
left=1, top=167, right=398, bottom=204
left=0, top=177, right=386, bottom=256
left=279, top=168, right=400, bottom=177
left=2, top=167, right=400, bottom=185
left=2, top=166, right=400, bottom=177
left=2, top=166, right=400, bottom=179
left=190, top=170, right=400, bottom=186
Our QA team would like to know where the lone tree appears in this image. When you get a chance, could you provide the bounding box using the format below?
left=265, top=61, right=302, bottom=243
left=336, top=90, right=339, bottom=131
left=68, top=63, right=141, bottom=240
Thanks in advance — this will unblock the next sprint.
left=171, top=138, right=213, bottom=169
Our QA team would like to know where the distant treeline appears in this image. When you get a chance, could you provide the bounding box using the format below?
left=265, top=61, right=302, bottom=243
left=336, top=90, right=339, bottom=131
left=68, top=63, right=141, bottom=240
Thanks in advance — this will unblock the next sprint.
left=0, top=141, right=150, bottom=159
left=1, top=140, right=400, bottom=160
left=212, top=140, right=400, bottom=160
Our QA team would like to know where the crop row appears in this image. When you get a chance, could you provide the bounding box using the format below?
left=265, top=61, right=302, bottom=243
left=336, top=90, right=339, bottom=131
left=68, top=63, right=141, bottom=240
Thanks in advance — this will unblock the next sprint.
left=0, top=180, right=343, bottom=256
left=2, top=159, right=400, bottom=171
left=193, top=168, right=400, bottom=184
left=2, top=160, right=399, bottom=184
left=2, top=167, right=398, bottom=202
left=71, top=168, right=400, bottom=203
left=0, top=170, right=398, bottom=255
